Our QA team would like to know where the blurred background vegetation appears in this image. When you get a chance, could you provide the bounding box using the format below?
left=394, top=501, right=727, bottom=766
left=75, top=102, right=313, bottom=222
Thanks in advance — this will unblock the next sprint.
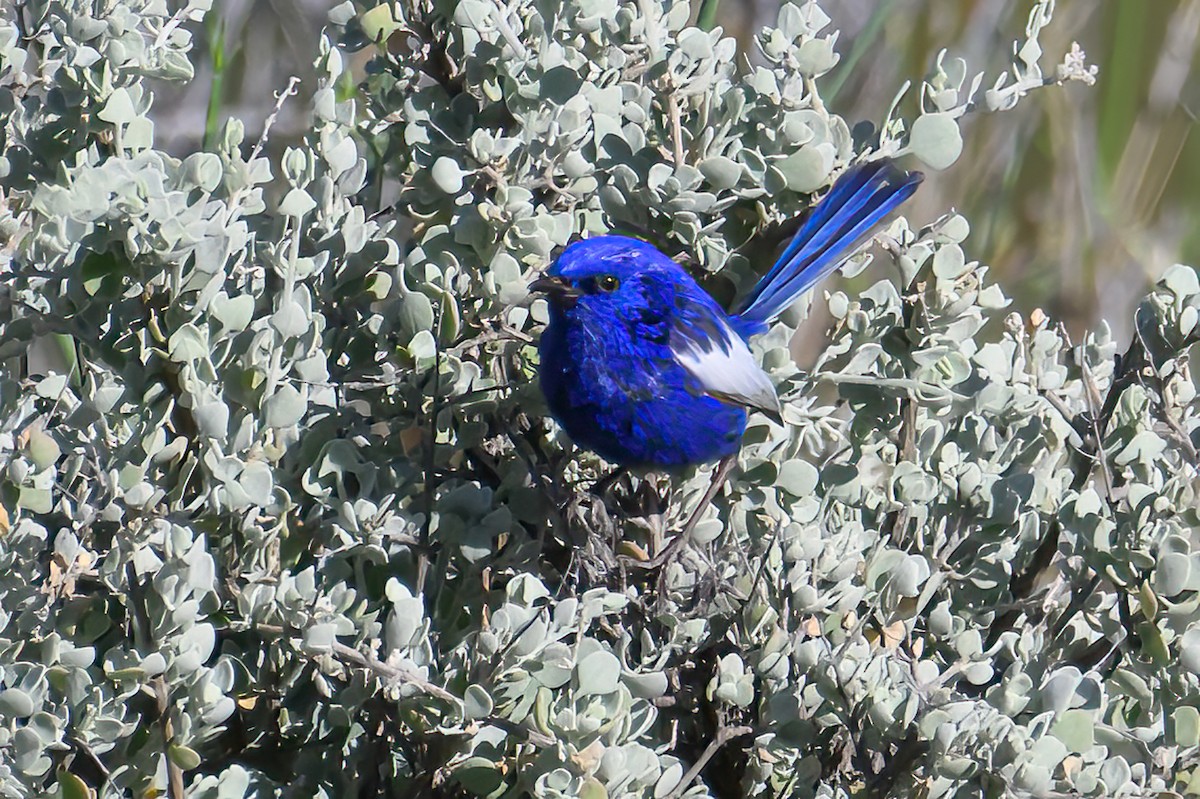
left=156, top=0, right=1200, bottom=345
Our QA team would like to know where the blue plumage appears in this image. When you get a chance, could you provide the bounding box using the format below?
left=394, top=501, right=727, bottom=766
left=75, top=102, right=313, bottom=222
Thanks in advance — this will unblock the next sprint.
left=531, top=158, right=922, bottom=468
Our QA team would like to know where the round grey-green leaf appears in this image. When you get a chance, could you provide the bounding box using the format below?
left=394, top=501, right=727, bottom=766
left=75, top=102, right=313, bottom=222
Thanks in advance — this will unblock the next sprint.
left=399, top=291, right=435, bottom=335
left=432, top=157, right=465, bottom=194
left=577, top=650, right=621, bottom=696
left=777, top=144, right=834, bottom=193
left=1155, top=551, right=1191, bottom=597
left=796, top=38, right=838, bottom=76
left=57, top=769, right=91, bottom=799
left=1181, top=628, right=1200, bottom=674
left=932, top=243, right=968, bottom=280
left=27, top=430, right=60, bottom=470
left=184, top=152, right=223, bottom=192
left=0, top=688, right=34, bottom=717
left=98, top=87, right=136, bottom=124
left=279, top=188, right=317, bottom=217
left=624, top=671, right=668, bottom=699
left=168, top=324, right=209, bottom=363
left=910, top=112, right=963, bottom=170
left=453, top=758, right=503, bottom=796
left=169, top=743, right=202, bottom=771
left=1051, top=708, right=1095, bottom=752
left=18, top=487, right=53, bottom=514
left=699, top=156, right=742, bottom=191
left=212, top=294, right=255, bottom=332
left=893, top=555, right=931, bottom=597
left=271, top=300, right=309, bottom=339
left=264, top=384, right=306, bottom=428
left=194, top=402, right=230, bottom=439
left=463, top=684, right=494, bottom=720
left=1174, top=706, right=1200, bottom=748
left=1099, top=757, right=1132, bottom=792
left=777, top=459, right=819, bottom=496
left=408, top=330, right=437, bottom=362
left=239, top=462, right=274, bottom=506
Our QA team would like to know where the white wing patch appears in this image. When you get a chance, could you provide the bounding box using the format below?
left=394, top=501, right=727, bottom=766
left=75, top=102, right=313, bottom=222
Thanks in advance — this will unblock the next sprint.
left=671, top=319, right=781, bottom=417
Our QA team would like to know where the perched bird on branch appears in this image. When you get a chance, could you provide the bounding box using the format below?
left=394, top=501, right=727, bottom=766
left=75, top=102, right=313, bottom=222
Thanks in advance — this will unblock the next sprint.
left=530, top=158, right=922, bottom=469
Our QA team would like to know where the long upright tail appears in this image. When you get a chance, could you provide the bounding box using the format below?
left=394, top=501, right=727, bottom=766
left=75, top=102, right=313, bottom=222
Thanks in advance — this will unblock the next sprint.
left=732, top=158, right=922, bottom=331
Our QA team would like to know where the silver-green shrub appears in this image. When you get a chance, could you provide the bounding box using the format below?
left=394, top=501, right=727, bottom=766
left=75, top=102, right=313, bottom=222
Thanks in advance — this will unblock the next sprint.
left=1, top=1, right=1195, bottom=798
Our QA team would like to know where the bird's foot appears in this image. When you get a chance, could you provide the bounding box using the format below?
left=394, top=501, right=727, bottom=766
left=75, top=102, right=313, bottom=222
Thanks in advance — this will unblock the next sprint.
left=622, top=455, right=736, bottom=573
left=588, top=466, right=629, bottom=498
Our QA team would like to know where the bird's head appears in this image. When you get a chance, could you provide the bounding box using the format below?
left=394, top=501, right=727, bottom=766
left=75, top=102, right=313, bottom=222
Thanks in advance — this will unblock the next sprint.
left=528, top=235, right=681, bottom=318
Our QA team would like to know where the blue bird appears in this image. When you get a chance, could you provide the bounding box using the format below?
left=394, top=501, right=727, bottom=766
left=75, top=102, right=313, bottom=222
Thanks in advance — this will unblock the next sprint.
left=530, top=158, right=922, bottom=470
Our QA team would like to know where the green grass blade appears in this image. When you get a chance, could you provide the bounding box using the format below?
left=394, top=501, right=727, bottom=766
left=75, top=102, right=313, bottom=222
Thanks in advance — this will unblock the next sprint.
left=202, top=12, right=227, bottom=151
left=696, top=0, right=721, bottom=31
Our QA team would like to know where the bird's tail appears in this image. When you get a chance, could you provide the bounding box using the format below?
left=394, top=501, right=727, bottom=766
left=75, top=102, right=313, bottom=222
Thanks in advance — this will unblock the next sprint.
left=732, top=158, right=923, bottom=330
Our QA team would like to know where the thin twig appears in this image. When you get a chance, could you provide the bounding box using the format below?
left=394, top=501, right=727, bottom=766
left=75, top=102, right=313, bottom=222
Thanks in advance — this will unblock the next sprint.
left=448, top=326, right=533, bottom=355
left=488, top=0, right=530, bottom=60
left=67, top=735, right=111, bottom=782
left=664, top=724, right=753, bottom=799
left=253, top=624, right=557, bottom=747
left=125, top=563, right=185, bottom=798
left=252, top=623, right=457, bottom=703
left=992, top=334, right=1147, bottom=641
left=1080, top=361, right=1115, bottom=497
left=817, top=373, right=968, bottom=403
left=1155, top=376, right=1199, bottom=463
left=464, top=716, right=556, bottom=748
left=152, top=1, right=196, bottom=50
left=418, top=303, right=445, bottom=595
left=338, top=641, right=459, bottom=701
left=667, top=89, right=685, bottom=167
left=248, top=76, right=301, bottom=165
left=865, top=731, right=928, bottom=799
left=623, top=455, right=735, bottom=571
left=153, top=676, right=185, bottom=799
left=217, top=75, right=302, bottom=270
left=1039, top=389, right=1086, bottom=449
left=1049, top=572, right=1103, bottom=639
left=887, top=398, right=919, bottom=546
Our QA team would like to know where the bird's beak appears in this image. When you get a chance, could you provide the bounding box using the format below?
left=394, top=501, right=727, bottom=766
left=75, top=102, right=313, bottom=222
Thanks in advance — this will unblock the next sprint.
left=528, top=274, right=582, bottom=307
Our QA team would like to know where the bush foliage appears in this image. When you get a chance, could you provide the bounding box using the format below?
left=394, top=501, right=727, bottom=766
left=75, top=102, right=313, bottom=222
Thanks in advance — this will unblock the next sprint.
left=0, top=1, right=1197, bottom=798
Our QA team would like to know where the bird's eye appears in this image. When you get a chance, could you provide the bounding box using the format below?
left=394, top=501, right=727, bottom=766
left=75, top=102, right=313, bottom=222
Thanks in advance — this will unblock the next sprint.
left=597, top=274, right=621, bottom=292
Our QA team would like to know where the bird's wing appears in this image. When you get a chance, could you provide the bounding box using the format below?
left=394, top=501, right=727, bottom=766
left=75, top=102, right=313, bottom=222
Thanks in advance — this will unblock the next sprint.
left=669, top=302, right=781, bottom=418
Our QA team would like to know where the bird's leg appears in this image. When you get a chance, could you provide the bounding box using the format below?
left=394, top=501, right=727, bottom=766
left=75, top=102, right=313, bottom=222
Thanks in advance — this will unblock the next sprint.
left=588, top=466, right=628, bottom=497
left=637, top=454, right=736, bottom=571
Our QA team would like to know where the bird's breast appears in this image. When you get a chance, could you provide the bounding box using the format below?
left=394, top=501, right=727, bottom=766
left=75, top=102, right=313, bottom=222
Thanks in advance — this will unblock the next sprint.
left=537, top=309, right=748, bottom=467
